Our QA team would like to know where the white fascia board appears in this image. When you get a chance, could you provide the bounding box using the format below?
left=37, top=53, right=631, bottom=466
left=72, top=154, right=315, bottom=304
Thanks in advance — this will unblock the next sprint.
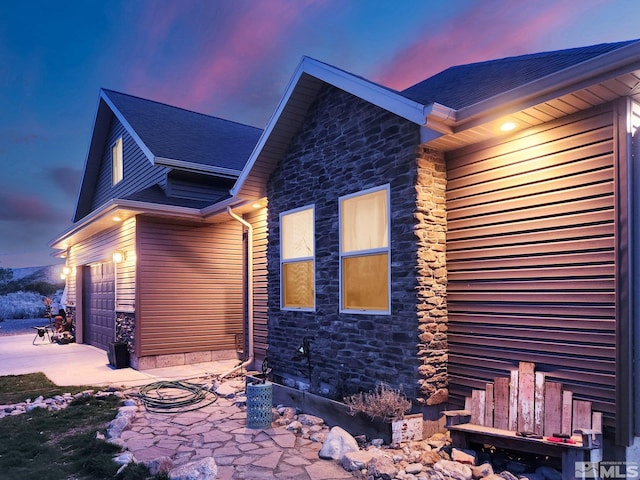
left=232, top=56, right=433, bottom=198
left=49, top=201, right=121, bottom=249
left=49, top=199, right=203, bottom=249
left=455, top=40, right=640, bottom=126
left=231, top=58, right=311, bottom=197
left=301, top=57, right=427, bottom=124
left=200, top=196, right=244, bottom=217
left=100, top=90, right=155, bottom=164
left=155, top=156, right=241, bottom=178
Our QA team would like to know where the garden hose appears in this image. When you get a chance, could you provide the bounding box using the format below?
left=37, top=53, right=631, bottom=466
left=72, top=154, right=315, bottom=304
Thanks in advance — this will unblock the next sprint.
left=138, top=380, right=218, bottom=413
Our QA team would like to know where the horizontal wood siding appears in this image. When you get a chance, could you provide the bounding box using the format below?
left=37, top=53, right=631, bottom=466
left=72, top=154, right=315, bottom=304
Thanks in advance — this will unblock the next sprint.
left=245, top=207, right=268, bottom=364
left=631, top=99, right=640, bottom=439
left=136, top=217, right=243, bottom=356
left=445, top=105, right=618, bottom=425
left=66, top=218, right=136, bottom=311
left=90, top=118, right=167, bottom=212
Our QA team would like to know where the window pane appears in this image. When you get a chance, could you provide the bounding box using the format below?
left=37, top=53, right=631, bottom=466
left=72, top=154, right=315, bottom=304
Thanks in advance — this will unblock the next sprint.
left=341, top=189, right=388, bottom=253
left=283, top=261, right=314, bottom=308
left=112, top=137, right=123, bottom=185
left=342, top=253, right=388, bottom=310
left=282, top=208, right=314, bottom=259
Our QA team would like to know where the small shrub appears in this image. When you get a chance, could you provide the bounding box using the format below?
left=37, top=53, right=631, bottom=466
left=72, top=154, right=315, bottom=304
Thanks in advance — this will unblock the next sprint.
left=344, top=384, right=411, bottom=422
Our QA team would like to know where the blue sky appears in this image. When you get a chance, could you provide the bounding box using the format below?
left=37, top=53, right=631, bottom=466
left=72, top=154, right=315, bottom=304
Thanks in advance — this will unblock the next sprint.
left=1, top=0, right=639, bottom=268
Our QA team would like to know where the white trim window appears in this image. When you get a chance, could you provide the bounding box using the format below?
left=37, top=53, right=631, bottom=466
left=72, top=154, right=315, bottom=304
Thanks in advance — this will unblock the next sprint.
left=339, top=185, right=390, bottom=314
left=112, top=137, right=123, bottom=185
left=280, top=205, right=315, bottom=310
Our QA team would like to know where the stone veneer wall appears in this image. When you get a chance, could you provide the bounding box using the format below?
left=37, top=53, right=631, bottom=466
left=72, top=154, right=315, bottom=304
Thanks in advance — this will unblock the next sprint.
left=266, top=84, right=448, bottom=404
left=115, top=311, right=136, bottom=353
left=414, top=146, right=448, bottom=406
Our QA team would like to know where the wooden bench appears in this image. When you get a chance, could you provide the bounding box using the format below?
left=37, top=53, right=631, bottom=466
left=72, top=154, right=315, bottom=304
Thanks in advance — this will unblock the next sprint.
left=444, top=362, right=602, bottom=480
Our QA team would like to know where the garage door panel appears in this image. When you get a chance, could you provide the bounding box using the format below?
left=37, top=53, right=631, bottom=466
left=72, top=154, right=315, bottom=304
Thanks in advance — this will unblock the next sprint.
left=83, top=263, right=115, bottom=351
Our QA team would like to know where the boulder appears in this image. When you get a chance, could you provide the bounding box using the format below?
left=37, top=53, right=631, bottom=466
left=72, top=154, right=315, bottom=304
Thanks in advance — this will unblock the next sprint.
left=318, top=426, right=359, bottom=460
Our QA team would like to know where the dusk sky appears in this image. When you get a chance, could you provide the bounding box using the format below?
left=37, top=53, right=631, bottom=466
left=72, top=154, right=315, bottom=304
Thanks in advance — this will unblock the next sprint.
left=1, top=0, right=639, bottom=268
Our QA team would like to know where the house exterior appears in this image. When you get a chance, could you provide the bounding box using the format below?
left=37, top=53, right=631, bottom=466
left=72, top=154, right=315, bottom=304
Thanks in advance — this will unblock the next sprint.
left=49, top=89, right=268, bottom=370
left=52, top=39, right=640, bottom=459
left=229, top=41, right=640, bottom=458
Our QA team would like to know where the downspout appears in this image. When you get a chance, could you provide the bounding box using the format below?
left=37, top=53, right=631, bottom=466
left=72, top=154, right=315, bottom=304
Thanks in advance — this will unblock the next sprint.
left=220, top=206, right=254, bottom=378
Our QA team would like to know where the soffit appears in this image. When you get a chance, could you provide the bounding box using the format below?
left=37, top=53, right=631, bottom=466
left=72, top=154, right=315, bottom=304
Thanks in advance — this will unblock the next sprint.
left=425, top=69, right=640, bottom=151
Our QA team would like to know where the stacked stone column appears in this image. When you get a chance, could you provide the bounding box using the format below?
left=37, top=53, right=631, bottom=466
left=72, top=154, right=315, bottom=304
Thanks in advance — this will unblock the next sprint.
left=415, top=146, right=448, bottom=406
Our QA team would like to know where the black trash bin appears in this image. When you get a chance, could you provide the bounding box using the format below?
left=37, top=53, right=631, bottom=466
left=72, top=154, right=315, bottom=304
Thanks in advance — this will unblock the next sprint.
left=108, top=341, right=129, bottom=369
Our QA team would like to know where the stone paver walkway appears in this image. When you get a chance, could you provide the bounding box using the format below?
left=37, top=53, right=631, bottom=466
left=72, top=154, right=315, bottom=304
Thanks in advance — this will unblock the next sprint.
left=121, top=379, right=355, bottom=479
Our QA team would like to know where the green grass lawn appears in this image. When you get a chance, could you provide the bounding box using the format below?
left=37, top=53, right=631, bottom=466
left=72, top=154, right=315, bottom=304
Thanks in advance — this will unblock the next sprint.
left=0, top=373, right=167, bottom=480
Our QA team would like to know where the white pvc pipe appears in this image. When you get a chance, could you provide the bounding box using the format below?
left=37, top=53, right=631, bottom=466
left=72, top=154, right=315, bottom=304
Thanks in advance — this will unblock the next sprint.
left=221, top=206, right=254, bottom=378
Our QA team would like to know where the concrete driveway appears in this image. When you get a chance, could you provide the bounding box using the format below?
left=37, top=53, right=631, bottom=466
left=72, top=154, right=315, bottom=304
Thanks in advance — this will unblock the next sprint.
left=0, top=333, right=239, bottom=387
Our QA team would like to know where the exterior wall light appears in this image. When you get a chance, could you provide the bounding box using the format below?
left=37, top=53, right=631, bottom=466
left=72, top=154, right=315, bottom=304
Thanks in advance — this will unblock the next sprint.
left=62, top=266, right=71, bottom=276
left=112, top=251, right=125, bottom=264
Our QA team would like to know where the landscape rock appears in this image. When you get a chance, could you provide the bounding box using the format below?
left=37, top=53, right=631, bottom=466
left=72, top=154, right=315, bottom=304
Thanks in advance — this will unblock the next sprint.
left=342, top=450, right=374, bottom=471
left=434, top=459, right=472, bottom=480
left=298, top=413, right=324, bottom=426
left=452, top=447, right=476, bottom=465
left=107, top=415, right=131, bottom=439
left=168, top=457, right=217, bottom=480
left=368, top=455, right=398, bottom=480
left=499, top=471, right=520, bottom=480
left=405, top=462, right=424, bottom=474
left=113, top=452, right=136, bottom=465
left=472, top=462, right=494, bottom=478
left=419, top=449, right=444, bottom=465
left=318, top=426, right=359, bottom=460
left=145, top=456, right=174, bottom=475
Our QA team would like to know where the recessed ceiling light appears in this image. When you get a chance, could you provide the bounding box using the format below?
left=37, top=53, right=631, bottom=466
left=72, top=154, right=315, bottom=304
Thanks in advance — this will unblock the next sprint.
left=500, top=121, right=517, bottom=132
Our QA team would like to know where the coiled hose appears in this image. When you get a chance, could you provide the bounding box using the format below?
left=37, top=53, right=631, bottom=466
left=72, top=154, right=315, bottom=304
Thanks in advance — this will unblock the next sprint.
left=138, top=380, right=218, bottom=413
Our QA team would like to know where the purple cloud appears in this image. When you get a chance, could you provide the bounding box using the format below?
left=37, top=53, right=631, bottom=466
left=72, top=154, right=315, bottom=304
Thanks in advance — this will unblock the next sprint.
left=0, top=191, right=68, bottom=224
left=48, top=166, right=82, bottom=200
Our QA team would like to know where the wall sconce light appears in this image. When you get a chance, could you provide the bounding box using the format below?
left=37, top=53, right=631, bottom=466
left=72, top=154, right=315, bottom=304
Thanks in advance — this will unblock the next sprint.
left=62, top=266, right=71, bottom=276
left=60, top=273, right=66, bottom=280
left=112, top=251, right=125, bottom=264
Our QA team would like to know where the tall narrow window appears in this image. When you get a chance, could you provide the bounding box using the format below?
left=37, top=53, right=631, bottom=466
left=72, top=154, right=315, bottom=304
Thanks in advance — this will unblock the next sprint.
left=112, top=137, right=123, bottom=185
left=281, top=206, right=315, bottom=310
left=340, top=185, right=390, bottom=313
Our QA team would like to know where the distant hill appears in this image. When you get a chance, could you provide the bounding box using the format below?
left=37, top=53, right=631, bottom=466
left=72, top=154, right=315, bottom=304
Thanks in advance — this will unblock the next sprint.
left=0, top=265, right=66, bottom=320
left=11, top=265, right=66, bottom=284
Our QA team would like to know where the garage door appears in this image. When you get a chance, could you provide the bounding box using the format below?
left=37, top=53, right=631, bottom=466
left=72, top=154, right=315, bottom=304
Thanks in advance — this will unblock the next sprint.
left=83, top=263, right=115, bottom=350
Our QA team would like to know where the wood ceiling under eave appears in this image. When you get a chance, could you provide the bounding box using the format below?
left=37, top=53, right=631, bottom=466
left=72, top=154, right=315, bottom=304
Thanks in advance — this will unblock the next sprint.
left=424, top=69, right=640, bottom=152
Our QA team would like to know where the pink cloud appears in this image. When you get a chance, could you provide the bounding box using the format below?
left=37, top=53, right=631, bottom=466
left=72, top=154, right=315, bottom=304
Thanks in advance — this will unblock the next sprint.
left=0, top=191, right=67, bottom=224
left=123, top=1, right=325, bottom=119
left=374, top=1, right=602, bottom=91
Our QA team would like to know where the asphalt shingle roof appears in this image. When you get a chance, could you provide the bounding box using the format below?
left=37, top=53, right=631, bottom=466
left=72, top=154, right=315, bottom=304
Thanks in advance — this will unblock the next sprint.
left=123, top=184, right=231, bottom=209
left=103, top=89, right=263, bottom=171
left=401, top=40, right=638, bottom=110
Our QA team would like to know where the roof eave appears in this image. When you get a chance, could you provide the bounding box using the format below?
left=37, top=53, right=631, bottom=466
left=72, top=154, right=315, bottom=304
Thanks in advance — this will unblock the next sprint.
left=100, top=90, right=155, bottom=163
left=50, top=199, right=204, bottom=250
left=231, top=56, right=430, bottom=198
left=454, top=39, right=640, bottom=128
